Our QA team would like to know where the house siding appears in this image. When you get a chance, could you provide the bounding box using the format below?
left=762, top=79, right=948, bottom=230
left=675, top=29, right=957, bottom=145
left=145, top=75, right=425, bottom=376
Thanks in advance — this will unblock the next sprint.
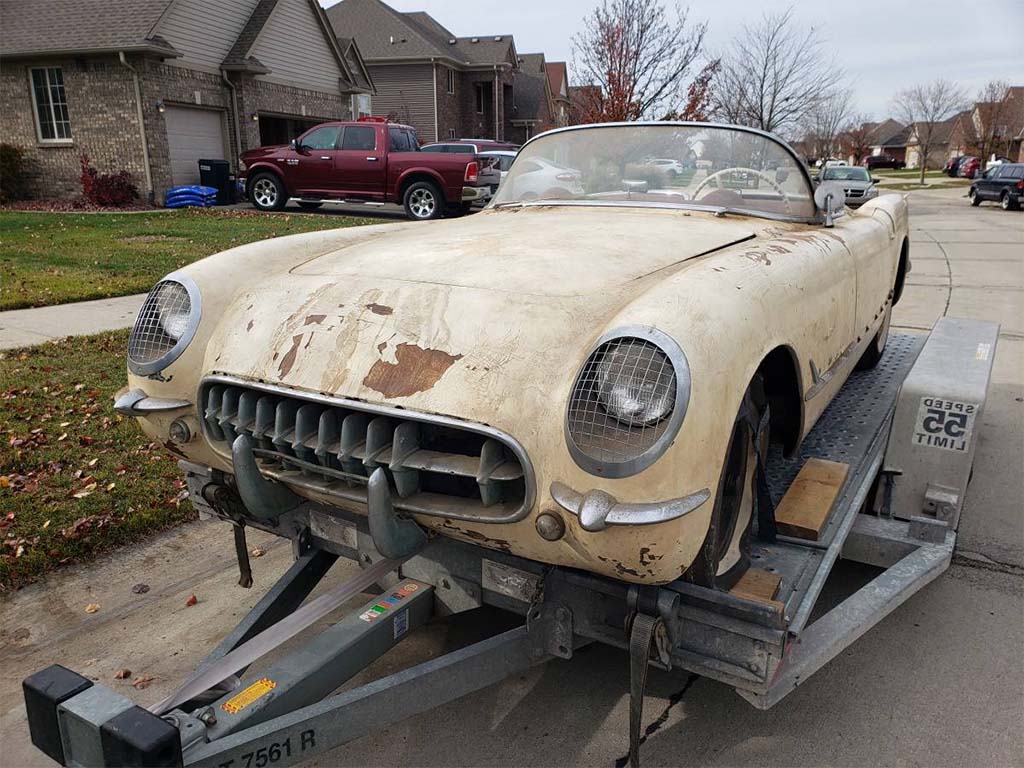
left=250, top=0, right=345, bottom=93
left=156, top=0, right=260, bottom=73
left=0, top=56, right=147, bottom=199
left=367, top=63, right=435, bottom=142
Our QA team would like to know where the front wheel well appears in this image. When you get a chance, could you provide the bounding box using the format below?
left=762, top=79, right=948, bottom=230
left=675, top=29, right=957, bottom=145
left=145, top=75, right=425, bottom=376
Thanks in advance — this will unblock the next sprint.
left=758, top=345, right=803, bottom=456
left=892, top=236, right=910, bottom=305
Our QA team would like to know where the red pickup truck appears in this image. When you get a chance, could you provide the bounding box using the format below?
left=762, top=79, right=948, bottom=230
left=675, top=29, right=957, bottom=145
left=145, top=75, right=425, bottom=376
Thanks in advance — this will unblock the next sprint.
left=238, top=119, right=494, bottom=220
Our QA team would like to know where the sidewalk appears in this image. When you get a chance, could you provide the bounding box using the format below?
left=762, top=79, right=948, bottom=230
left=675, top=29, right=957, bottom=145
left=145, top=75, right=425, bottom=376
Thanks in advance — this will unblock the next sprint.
left=0, top=293, right=146, bottom=350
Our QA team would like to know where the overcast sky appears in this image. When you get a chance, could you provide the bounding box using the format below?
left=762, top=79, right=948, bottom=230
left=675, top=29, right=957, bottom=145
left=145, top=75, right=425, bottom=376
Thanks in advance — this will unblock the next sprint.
left=323, top=0, right=1023, bottom=120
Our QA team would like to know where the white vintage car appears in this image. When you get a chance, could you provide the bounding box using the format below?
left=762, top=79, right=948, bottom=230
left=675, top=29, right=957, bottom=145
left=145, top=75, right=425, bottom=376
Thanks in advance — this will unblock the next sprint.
left=119, top=122, right=908, bottom=590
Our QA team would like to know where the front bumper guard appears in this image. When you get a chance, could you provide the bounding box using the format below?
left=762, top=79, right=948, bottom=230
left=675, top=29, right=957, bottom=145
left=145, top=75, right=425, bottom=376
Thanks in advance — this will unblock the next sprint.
left=550, top=482, right=710, bottom=532
left=113, top=388, right=191, bottom=417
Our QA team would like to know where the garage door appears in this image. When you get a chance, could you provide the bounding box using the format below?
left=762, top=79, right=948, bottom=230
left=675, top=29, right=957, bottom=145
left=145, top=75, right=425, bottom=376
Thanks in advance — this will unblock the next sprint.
left=164, top=106, right=228, bottom=186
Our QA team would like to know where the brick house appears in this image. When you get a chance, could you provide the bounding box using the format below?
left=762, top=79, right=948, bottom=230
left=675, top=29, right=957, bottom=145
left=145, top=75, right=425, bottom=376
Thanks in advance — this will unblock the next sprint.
left=867, top=120, right=910, bottom=164
left=325, top=0, right=536, bottom=144
left=508, top=53, right=554, bottom=144
left=546, top=61, right=571, bottom=127
left=0, top=0, right=374, bottom=203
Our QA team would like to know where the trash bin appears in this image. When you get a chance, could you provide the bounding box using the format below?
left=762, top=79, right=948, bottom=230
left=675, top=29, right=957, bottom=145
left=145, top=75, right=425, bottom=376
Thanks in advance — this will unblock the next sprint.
left=197, top=159, right=233, bottom=205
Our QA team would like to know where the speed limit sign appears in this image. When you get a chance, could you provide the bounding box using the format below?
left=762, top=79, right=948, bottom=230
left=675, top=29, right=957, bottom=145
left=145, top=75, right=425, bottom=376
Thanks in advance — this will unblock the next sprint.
left=913, top=396, right=977, bottom=452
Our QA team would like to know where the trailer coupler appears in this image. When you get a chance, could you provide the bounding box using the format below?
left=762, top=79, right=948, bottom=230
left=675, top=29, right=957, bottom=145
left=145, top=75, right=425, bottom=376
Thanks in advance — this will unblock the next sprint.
left=23, top=548, right=574, bottom=768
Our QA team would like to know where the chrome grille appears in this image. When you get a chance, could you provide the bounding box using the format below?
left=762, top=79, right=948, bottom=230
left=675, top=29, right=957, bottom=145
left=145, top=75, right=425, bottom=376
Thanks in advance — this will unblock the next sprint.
left=200, top=380, right=531, bottom=523
left=567, top=337, right=676, bottom=465
left=128, top=281, right=189, bottom=365
left=844, top=187, right=864, bottom=198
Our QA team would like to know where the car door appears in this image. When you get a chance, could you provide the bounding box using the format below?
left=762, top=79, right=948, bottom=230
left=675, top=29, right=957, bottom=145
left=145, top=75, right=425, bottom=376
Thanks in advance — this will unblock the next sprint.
left=289, top=125, right=342, bottom=196
left=333, top=124, right=384, bottom=198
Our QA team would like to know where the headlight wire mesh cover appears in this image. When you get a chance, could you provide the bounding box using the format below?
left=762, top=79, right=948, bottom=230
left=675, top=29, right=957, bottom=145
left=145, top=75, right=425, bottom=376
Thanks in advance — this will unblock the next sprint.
left=127, top=274, right=202, bottom=376
left=565, top=327, right=690, bottom=478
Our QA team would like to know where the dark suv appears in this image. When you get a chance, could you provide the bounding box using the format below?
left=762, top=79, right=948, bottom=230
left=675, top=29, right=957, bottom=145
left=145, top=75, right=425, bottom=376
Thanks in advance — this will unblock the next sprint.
left=969, top=163, right=1024, bottom=210
left=862, top=154, right=905, bottom=170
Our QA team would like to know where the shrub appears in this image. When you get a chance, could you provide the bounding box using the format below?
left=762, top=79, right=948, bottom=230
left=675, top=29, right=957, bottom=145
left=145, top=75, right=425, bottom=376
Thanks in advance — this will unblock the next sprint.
left=623, top=164, right=669, bottom=190
left=79, top=154, right=138, bottom=207
left=0, top=144, right=31, bottom=202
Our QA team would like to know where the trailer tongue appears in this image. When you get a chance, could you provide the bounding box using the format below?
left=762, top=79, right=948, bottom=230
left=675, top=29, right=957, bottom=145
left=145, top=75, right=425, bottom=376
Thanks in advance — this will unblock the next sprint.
left=23, top=318, right=998, bottom=768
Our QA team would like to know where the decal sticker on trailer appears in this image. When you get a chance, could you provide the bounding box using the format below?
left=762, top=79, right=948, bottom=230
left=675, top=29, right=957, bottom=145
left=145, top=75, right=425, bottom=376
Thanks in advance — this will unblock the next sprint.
left=913, top=396, right=977, bottom=452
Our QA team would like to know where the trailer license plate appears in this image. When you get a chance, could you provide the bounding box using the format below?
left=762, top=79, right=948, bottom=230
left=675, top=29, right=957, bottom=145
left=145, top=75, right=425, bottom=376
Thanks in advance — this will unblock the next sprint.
left=482, top=559, right=540, bottom=603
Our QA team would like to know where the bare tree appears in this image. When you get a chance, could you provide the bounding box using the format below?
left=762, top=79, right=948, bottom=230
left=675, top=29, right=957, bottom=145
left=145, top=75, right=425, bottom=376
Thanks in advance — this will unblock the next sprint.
left=712, top=8, right=845, bottom=135
left=841, top=114, right=876, bottom=165
left=973, top=80, right=1012, bottom=164
left=802, top=88, right=853, bottom=161
left=572, top=0, right=706, bottom=122
left=893, top=78, right=967, bottom=183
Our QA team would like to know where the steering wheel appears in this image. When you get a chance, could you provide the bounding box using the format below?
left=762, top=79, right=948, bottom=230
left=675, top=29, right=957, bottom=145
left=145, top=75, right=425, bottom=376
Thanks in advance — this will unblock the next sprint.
left=692, top=167, right=792, bottom=214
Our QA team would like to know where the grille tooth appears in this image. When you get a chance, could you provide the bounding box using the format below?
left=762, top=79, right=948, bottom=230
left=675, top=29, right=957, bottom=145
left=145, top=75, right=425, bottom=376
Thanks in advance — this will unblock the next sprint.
left=219, top=388, right=241, bottom=445
left=204, top=386, right=225, bottom=442
left=315, top=411, right=340, bottom=469
left=389, top=422, right=421, bottom=498
left=339, top=413, right=369, bottom=478
left=364, top=417, right=393, bottom=470
left=200, top=382, right=529, bottom=522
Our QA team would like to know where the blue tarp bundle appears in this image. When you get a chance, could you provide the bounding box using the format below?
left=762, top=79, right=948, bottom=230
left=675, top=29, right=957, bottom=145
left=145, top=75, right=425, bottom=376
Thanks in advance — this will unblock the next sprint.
left=165, top=185, right=218, bottom=208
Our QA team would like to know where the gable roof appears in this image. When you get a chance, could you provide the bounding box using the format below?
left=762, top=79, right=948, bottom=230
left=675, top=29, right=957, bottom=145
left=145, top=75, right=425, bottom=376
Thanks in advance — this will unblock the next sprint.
left=546, top=62, right=569, bottom=101
left=0, top=0, right=178, bottom=57
left=325, top=0, right=517, bottom=68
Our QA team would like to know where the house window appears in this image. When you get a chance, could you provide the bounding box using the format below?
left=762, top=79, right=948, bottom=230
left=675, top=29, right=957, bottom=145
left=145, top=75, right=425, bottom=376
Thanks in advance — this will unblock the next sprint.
left=30, top=67, right=72, bottom=141
left=446, top=68, right=456, bottom=95
left=448, top=128, right=456, bottom=139
left=351, top=93, right=372, bottom=119
left=475, top=83, right=485, bottom=114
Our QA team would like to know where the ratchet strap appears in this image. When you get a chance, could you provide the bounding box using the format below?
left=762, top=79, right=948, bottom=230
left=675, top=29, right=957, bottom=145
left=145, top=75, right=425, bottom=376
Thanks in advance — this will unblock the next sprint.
left=628, top=612, right=660, bottom=768
left=742, top=393, right=777, bottom=543
left=232, top=523, right=253, bottom=589
left=150, top=554, right=408, bottom=716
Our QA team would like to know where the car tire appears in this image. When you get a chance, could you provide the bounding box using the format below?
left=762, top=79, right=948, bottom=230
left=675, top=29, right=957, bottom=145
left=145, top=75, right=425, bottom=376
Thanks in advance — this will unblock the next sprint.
left=969, top=188, right=981, bottom=206
left=686, top=375, right=768, bottom=590
left=403, top=181, right=444, bottom=221
left=856, top=301, right=891, bottom=370
left=1001, top=192, right=1020, bottom=211
left=297, top=201, right=323, bottom=210
left=250, top=172, right=288, bottom=212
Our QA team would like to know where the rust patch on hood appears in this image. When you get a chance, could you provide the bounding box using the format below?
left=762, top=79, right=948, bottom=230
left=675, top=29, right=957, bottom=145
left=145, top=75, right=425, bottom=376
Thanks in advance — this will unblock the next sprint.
left=362, top=343, right=462, bottom=398
left=304, top=314, right=327, bottom=325
left=278, top=334, right=304, bottom=378
left=365, top=303, right=393, bottom=315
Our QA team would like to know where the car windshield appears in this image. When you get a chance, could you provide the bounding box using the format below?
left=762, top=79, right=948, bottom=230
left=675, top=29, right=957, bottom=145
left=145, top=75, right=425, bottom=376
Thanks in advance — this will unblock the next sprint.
left=823, top=167, right=871, bottom=182
left=491, top=123, right=816, bottom=221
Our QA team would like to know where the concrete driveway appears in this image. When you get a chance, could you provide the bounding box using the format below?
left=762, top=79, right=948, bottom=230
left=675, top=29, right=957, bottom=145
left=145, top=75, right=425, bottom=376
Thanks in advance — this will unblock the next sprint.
left=1, top=187, right=1021, bottom=767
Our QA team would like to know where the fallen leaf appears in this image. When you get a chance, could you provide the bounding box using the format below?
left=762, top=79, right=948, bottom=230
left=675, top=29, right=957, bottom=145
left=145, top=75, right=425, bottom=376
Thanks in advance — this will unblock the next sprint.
left=88, top=458, right=99, bottom=468
left=132, top=676, right=155, bottom=690
left=42, top=519, right=50, bottom=529
left=114, top=669, right=131, bottom=680
left=131, top=583, right=150, bottom=595
left=57, top=433, right=69, bottom=442
left=250, top=546, right=266, bottom=558
left=185, top=594, right=198, bottom=607
left=85, top=603, right=100, bottom=614
left=0, top=476, right=8, bottom=488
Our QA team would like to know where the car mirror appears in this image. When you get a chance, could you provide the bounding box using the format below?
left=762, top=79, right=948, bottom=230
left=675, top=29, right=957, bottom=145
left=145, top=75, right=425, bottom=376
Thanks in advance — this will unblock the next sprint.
left=814, top=181, right=846, bottom=227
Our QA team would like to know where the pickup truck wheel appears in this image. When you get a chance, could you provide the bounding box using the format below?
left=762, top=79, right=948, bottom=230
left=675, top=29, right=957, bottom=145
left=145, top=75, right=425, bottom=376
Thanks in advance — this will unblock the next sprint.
left=250, top=173, right=287, bottom=212
left=687, top=375, right=767, bottom=590
left=403, top=181, right=443, bottom=221
left=969, top=188, right=981, bottom=206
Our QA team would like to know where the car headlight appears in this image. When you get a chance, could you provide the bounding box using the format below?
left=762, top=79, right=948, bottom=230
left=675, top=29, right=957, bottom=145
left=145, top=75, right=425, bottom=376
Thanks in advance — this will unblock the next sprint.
left=127, top=274, right=201, bottom=376
left=565, top=328, right=690, bottom=478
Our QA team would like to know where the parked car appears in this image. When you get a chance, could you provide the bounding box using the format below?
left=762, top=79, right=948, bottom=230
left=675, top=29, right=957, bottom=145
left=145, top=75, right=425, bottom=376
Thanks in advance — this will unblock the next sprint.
left=504, top=156, right=585, bottom=200
left=818, top=165, right=879, bottom=208
left=943, top=156, right=965, bottom=177
left=239, top=120, right=491, bottom=220
left=641, top=158, right=687, bottom=177
left=863, top=154, right=906, bottom=170
left=815, top=158, right=847, bottom=168
left=479, top=149, right=518, bottom=188
left=957, top=156, right=980, bottom=179
left=120, top=121, right=907, bottom=588
left=969, top=162, right=1023, bottom=210
left=984, top=155, right=1012, bottom=171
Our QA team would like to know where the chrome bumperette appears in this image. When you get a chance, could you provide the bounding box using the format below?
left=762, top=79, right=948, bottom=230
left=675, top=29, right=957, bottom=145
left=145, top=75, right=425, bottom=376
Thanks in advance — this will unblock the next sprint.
left=114, top=388, right=193, bottom=416
left=197, top=375, right=536, bottom=524
left=550, top=481, right=710, bottom=532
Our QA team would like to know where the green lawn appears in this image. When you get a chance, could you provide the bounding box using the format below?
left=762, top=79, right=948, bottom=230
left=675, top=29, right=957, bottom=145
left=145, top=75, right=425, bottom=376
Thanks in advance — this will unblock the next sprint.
left=873, top=169, right=949, bottom=179
left=0, top=331, right=193, bottom=590
left=0, top=209, right=375, bottom=311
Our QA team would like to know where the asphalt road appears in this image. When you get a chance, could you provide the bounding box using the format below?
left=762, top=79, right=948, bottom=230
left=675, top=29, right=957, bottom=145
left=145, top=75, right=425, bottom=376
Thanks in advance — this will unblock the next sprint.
left=1, top=187, right=1021, bottom=767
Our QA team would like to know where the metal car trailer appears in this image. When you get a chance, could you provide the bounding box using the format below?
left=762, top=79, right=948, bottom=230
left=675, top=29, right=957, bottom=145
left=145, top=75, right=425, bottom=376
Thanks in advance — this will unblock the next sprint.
left=23, top=317, right=999, bottom=768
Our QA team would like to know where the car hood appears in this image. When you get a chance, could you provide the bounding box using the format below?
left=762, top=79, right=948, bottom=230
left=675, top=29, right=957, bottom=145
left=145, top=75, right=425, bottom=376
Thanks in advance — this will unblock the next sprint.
left=290, top=206, right=756, bottom=297
left=204, top=207, right=758, bottom=419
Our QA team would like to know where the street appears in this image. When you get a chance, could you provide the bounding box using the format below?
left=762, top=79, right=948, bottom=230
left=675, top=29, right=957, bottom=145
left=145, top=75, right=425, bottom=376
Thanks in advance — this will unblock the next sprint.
left=1, top=186, right=1021, bottom=767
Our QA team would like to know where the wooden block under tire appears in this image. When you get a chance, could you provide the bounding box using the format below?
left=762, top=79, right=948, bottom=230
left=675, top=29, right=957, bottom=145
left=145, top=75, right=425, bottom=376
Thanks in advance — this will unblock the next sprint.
left=774, top=458, right=850, bottom=541
left=730, top=567, right=782, bottom=605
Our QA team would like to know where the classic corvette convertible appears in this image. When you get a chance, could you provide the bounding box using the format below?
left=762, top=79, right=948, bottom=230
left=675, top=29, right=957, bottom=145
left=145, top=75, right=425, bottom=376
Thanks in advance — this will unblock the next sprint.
left=119, top=122, right=909, bottom=589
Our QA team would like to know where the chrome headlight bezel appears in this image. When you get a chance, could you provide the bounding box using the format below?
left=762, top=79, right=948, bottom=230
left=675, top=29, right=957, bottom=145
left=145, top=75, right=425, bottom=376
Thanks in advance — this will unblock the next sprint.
left=127, top=273, right=202, bottom=376
left=565, top=326, right=691, bottom=478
